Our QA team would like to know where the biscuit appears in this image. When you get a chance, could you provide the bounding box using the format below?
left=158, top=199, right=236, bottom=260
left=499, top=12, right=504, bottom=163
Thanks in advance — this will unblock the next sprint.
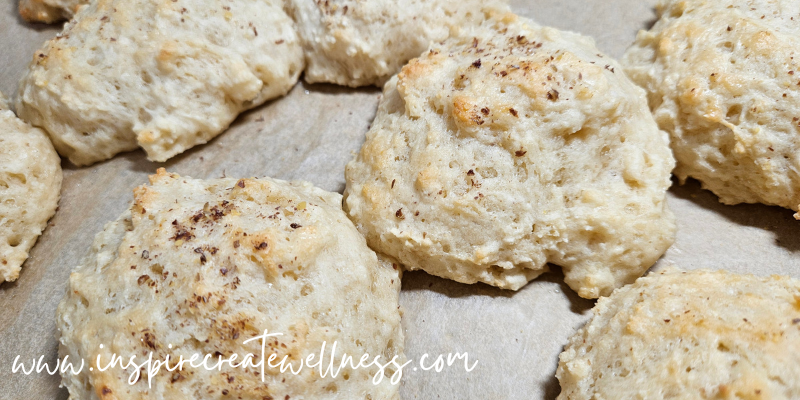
left=344, top=13, right=676, bottom=299
left=557, top=268, right=800, bottom=399
left=286, top=0, right=509, bottom=87
left=18, top=0, right=81, bottom=23
left=623, top=0, right=800, bottom=211
left=0, top=91, right=62, bottom=282
left=56, top=169, right=404, bottom=399
left=17, top=0, right=304, bottom=166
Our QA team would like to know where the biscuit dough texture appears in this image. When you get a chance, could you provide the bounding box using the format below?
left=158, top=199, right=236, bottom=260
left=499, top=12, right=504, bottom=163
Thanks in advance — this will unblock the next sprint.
left=17, top=0, right=304, bottom=166
left=286, top=0, right=509, bottom=87
left=57, top=169, right=404, bottom=399
left=19, top=0, right=81, bottom=23
left=557, top=268, right=800, bottom=399
left=0, top=91, right=62, bottom=282
left=344, top=13, right=676, bottom=299
left=624, top=0, right=800, bottom=211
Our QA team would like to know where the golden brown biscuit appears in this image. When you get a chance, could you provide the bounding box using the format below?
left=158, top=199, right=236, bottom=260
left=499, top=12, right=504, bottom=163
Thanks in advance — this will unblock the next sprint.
left=286, top=0, right=509, bottom=87
left=18, top=0, right=81, bottom=23
left=0, top=91, right=62, bottom=282
left=344, top=13, right=676, bottom=299
left=17, top=0, right=304, bottom=165
left=624, top=0, right=800, bottom=211
left=57, top=169, right=404, bottom=399
left=558, top=268, right=800, bottom=399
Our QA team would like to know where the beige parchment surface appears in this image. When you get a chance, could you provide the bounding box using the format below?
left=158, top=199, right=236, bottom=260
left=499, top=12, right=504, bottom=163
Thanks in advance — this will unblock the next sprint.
left=1, top=0, right=798, bottom=399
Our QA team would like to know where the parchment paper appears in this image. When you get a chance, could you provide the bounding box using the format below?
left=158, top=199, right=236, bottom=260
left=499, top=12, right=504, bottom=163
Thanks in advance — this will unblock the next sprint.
left=1, top=1, right=798, bottom=399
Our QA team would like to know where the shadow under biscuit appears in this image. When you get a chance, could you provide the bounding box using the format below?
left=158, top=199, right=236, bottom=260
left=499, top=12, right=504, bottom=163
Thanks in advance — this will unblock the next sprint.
left=300, top=80, right=382, bottom=96
left=642, top=6, right=659, bottom=31
left=669, top=176, right=800, bottom=253
left=401, top=270, right=515, bottom=300
left=541, top=371, right=561, bottom=400
left=401, top=266, right=595, bottom=314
